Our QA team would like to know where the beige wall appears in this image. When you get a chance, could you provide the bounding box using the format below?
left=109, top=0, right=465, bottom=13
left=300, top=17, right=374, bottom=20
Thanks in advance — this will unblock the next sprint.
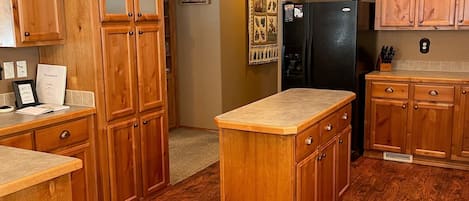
left=219, top=1, right=278, bottom=112
left=0, top=47, right=39, bottom=93
left=376, top=31, right=469, bottom=61
left=176, top=2, right=223, bottom=129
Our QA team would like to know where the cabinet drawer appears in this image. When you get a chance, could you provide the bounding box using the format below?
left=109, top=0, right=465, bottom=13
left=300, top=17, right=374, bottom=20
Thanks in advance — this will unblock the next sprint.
left=337, top=104, right=352, bottom=131
left=320, top=113, right=339, bottom=144
left=414, top=85, right=454, bottom=102
left=0, top=132, right=34, bottom=150
left=296, top=124, right=319, bottom=162
left=371, top=82, right=409, bottom=99
left=35, top=118, right=89, bottom=151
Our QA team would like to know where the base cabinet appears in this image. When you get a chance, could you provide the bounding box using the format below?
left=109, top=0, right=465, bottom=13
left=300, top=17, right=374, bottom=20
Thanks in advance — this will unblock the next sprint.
left=317, top=139, right=337, bottom=201
left=452, top=87, right=469, bottom=160
left=296, top=152, right=318, bottom=201
left=337, top=129, right=351, bottom=197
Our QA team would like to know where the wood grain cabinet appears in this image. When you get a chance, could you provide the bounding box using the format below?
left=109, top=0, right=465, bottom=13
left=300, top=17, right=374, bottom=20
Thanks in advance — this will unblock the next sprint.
left=452, top=87, right=469, bottom=161
left=375, top=0, right=460, bottom=30
left=296, top=151, right=318, bottom=201
left=317, top=138, right=337, bottom=201
left=0, top=0, right=65, bottom=47
left=457, top=0, right=469, bottom=28
left=100, top=0, right=161, bottom=22
left=337, top=128, right=351, bottom=197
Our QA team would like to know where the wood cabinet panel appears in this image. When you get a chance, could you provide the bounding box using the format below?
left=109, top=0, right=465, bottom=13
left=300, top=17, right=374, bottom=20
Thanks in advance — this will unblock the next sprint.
left=370, top=98, right=408, bottom=153
left=296, top=124, right=319, bottom=162
left=16, top=0, right=65, bottom=43
left=371, top=82, right=409, bottom=99
left=414, top=84, right=455, bottom=102
left=337, top=128, right=351, bottom=197
left=101, top=26, right=138, bottom=121
left=35, top=118, right=89, bottom=152
left=0, top=132, right=33, bottom=150
left=134, top=0, right=162, bottom=21
left=376, top=0, right=416, bottom=27
left=140, top=111, right=168, bottom=196
left=417, top=0, right=456, bottom=26
left=318, top=139, right=337, bottom=201
left=99, top=0, right=133, bottom=22
left=136, top=25, right=165, bottom=112
left=457, top=0, right=469, bottom=26
left=319, top=114, right=338, bottom=144
left=296, top=151, right=318, bottom=201
left=412, top=102, right=453, bottom=159
left=453, top=87, right=469, bottom=160
left=107, top=119, right=140, bottom=201
left=337, top=104, right=352, bottom=131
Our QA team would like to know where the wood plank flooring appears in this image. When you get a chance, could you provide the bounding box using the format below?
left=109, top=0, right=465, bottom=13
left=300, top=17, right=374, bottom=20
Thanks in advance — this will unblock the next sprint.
left=152, top=158, right=469, bottom=201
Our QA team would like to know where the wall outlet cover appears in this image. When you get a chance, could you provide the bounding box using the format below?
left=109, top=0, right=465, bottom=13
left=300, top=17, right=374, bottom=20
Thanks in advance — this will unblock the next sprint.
left=3, top=62, right=15, bottom=79
left=16, top=60, right=27, bottom=78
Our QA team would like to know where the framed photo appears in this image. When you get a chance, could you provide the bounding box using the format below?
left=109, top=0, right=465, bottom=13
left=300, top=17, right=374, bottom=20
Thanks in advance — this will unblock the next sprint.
left=180, top=0, right=210, bottom=5
left=12, top=80, right=40, bottom=108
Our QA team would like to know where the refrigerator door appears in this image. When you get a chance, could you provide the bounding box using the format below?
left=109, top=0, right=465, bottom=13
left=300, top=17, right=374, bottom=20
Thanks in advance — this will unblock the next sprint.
left=309, top=1, right=357, bottom=91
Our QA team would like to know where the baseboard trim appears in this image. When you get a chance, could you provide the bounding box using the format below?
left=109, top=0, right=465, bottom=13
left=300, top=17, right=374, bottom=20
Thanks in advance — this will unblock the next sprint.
left=176, top=126, right=219, bottom=133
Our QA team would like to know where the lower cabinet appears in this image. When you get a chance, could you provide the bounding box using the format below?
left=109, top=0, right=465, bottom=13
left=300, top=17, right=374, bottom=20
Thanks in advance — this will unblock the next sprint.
left=296, top=152, right=318, bottom=201
left=452, top=86, right=469, bottom=160
left=106, top=110, right=168, bottom=201
left=317, top=139, right=337, bottom=201
left=0, top=132, right=34, bottom=150
left=337, top=128, right=351, bottom=197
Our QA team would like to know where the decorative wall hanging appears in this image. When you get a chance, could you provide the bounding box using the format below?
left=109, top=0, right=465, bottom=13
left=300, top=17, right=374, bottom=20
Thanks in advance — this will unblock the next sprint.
left=248, top=0, right=279, bottom=65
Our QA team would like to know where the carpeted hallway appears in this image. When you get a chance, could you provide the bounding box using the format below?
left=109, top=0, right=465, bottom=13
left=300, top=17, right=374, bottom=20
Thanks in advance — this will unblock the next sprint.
left=168, top=128, right=219, bottom=184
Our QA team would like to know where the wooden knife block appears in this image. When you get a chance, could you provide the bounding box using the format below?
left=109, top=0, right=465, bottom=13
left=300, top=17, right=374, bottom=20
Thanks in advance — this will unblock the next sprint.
left=379, top=63, right=392, bottom=72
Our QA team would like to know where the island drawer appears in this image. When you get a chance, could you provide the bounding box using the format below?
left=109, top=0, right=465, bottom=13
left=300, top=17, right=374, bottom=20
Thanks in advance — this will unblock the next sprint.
left=371, top=82, right=409, bottom=99
left=337, top=104, right=352, bottom=131
left=320, top=113, right=339, bottom=144
left=414, top=84, right=454, bottom=103
left=296, top=124, right=319, bottom=162
left=35, top=117, right=90, bottom=151
left=0, top=132, right=34, bottom=150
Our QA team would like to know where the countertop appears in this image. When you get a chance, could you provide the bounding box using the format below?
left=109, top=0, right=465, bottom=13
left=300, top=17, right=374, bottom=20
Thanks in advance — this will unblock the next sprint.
left=0, top=146, right=82, bottom=197
left=0, top=106, right=95, bottom=137
left=214, top=88, right=356, bottom=135
left=366, top=70, right=469, bottom=84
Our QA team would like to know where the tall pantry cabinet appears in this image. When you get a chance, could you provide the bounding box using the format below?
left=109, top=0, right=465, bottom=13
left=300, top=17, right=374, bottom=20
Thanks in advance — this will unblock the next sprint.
left=100, top=0, right=169, bottom=201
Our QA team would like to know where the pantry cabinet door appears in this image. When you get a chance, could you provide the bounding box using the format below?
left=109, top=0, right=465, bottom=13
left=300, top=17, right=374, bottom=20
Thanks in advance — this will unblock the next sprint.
left=134, top=0, right=162, bottom=21
left=101, top=26, right=138, bottom=121
left=100, top=0, right=134, bottom=22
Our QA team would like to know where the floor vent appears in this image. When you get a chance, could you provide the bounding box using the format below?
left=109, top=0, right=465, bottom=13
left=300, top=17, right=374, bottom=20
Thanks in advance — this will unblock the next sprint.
left=383, top=152, right=413, bottom=163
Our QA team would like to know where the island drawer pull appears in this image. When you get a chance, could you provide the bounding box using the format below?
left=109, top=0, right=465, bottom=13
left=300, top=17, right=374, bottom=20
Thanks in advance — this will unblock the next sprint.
left=463, top=90, right=467, bottom=95
left=385, top=87, right=394, bottom=93
left=325, top=124, right=333, bottom=131
left=59, top=130, right=71, bottom=140
left=341, top=113, right=348, bottom=120
left=339, top=139, right=344, bottom=144
left=428, top=90, right=439, bottom=96
left=305, top=136, right=313, bottom=145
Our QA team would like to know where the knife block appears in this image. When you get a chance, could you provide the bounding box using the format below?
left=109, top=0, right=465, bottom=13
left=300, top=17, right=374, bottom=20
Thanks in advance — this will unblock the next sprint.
left=379, top=63, right=392, bottom=72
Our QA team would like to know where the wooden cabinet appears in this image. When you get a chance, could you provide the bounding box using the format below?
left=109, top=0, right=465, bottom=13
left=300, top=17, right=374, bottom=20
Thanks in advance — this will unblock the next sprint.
left=0, top=132, right=33, bottom=150
left=457, top=0, right=469, bottom=27
left=0, top=0, right=65, bottom=47
left=99, top=0, right=161, bottom=22
left=452, top=87, right=469, bottom=160
left=375, top=0, right=460, bottom=30
left=317, top=139, right=337, bottom=201
left=337, top=128, right=351, bottom=197
left=296, top=152, right=318, bottom=201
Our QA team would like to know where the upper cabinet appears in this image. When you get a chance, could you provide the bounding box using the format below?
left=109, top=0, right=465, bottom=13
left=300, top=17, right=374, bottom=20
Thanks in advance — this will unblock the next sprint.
left=100, top=0, right=161, bottom=22
left=457, top=0, right=469, bottom=28
left=0, top=0, right=66, bottom=47
left=376, top=0, right=463, bottom=30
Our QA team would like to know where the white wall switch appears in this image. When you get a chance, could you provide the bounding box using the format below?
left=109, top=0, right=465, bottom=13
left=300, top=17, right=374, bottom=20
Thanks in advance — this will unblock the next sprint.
left=3, top=62, right=15, bottom=79
left=16, top=60, right=27, bottom=78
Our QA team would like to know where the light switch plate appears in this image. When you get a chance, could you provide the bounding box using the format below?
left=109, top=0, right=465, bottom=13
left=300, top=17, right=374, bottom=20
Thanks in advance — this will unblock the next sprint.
left=16, top=60, right=27, bottom=78
left=3, top=62, right=15, bottom=79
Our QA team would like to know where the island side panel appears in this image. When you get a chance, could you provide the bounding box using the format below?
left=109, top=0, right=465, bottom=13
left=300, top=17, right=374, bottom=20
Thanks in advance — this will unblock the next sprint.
left=219, top=128, right=295, bottom=201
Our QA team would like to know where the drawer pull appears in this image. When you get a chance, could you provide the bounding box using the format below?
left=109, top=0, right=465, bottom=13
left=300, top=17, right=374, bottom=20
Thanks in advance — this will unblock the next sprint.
left=59, top=130, right=71, bottom=140
left=305, top=136, right=313, bottom=145
left=128, top=12, right=133, bottom=17
left=24, top=32, right=30, bottom=36
left=325, top=124, right=333, bottom=131
left=414, top=105, right=419, bottom=110
left=133, top=123, right=139, bottom=128
left=402, top=104, right=407, bottom=109
left=143, top=120, right=149, bottom=125
left=463, top=90, right=467, bottom=95
left=341, top=113, right=348, bottom=120
left=339, top=139, right=344, bottom=144
left=428, top=90, right=439, bottom=96
left=322, top=153, right=327, bottom=159
left=385, top=87, right=394, bottom=93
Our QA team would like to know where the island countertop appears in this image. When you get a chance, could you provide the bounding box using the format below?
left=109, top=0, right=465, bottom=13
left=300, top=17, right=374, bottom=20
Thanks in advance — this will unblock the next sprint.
left=0, top=146, right=82, bottom=197
left=214, top=88, right=356, bottom=135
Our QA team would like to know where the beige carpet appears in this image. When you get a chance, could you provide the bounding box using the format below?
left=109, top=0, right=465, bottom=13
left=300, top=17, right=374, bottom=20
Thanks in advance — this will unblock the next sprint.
left=169, top=128, right=219, bottom=184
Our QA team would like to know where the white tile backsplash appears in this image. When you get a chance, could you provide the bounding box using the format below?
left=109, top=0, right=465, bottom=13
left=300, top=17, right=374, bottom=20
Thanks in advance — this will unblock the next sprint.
left=0, top=90, right=95, bottom=107
left=393, top=60, right=469, bottom=72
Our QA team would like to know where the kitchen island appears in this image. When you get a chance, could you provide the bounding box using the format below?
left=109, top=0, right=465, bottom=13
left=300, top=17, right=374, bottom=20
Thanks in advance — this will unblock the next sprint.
left=0, top=146, right=82, bottom=200
left=215, top=88, right=356, bottom=201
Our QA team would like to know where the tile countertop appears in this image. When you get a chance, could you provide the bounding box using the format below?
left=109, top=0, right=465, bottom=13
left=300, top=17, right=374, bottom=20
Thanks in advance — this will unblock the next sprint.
left=0, top=146, right=82, bottom=197
left=0, top=106, right=95, bottom=137
left=214, top=88, right=356, bottom=135
left=366, top=70, right=469, bottom=84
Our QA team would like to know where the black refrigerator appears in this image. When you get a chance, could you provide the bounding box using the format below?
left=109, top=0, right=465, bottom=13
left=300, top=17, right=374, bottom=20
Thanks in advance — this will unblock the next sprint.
left=282, top=0, right=376, bottom=159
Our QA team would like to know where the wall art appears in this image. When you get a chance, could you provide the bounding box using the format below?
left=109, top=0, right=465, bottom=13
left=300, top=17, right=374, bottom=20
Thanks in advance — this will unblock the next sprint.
left=249, top=0, right=279, bottom=65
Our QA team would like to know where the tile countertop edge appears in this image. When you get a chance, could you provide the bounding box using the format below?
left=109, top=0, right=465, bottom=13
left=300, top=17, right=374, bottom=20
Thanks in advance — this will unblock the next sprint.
left=215, top=91, right=356, bottom=135
left=0, top=107, right=96, bottom=137
left=365, top=70, right=469, bottom=84
left=0, top=147, right=82, bottom=197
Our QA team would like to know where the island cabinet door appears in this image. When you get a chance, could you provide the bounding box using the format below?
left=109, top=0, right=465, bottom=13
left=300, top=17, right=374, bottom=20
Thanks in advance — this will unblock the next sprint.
left=370, top=98, right=408, bottom=153
left=107, top=118, right=141, bottom=201
left=336, top=128, right=351, bottom=198
left=296, top=152, right=318, bottom=201
left=317, top=139, right=337, bottom=201
left=411, top=102, right=453, bottom=159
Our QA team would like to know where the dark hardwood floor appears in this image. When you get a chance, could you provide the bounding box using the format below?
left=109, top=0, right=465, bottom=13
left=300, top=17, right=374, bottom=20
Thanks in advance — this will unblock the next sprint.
left=152, top=158, right=469, bottom=201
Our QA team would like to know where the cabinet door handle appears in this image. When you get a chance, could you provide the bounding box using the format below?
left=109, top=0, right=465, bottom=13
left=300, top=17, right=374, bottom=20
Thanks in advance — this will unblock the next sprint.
left=402, top=104, right=407, bottom=109
left=414, top=105, right=419, bottom=110
left=133, top=123, right=139, bottom=128
left=128, top=12, right=133, bottom=17
left=428, top=90, right=439, bottom=96
left=317, top=156, right=322, bottom=161
left=460, top=19, right=465, bottom=23
left=138, top=31, right=144, bottom=35
left=325, top=124, right=333, bottom=131
left=143, top=120, right=149, bottom=125
left=129, top=31, right=134, bottom=35
left=59, top=130, right=71, bottom=140
left=339, top=139, right=344, bottom=144
left=305, top=136, right=313, bottom=145
left=463, top=90, right=467, bottom=95
left=385, top=87, right=394, bottom=93
left=341, top=113, right=348, bottom=120
left=409, top=19, right=414, bottom=24
left=322, top=153, right=327, bottom=159
left=24, top=32, right=30, bottom=36
left=138, top=13, right=143, bottom=17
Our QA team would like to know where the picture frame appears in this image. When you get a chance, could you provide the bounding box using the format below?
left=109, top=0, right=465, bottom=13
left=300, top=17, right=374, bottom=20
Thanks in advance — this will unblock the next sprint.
left=180, top=0, right=210, bottom=5
left=12, top=80, right=40, bottom=109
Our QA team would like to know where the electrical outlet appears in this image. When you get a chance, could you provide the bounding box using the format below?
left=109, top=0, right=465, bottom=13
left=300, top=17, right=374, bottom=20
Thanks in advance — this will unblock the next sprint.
left=420, top=38, right=430, bottom=54
left=16, top=60, right=27, bottom=78
left=3, top=62, right=15, bottom=79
